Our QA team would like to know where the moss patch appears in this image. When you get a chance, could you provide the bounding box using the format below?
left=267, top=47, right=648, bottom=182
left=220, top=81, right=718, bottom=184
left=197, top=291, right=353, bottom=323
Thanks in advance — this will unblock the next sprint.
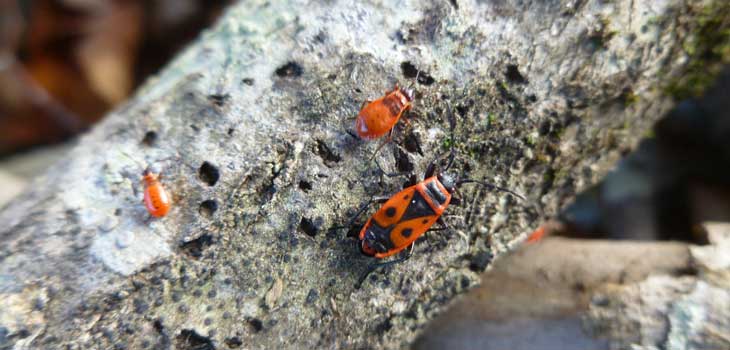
left=664, top=1, right=730, bottom=99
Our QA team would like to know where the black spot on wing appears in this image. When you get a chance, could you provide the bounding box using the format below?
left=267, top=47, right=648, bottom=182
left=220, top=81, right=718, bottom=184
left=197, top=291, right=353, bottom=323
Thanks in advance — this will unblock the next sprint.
left=385, top=207, right=397, bottom=217
left=401, top=228, right=413, bottom=238
left=400, top=191, right=436, bottom=221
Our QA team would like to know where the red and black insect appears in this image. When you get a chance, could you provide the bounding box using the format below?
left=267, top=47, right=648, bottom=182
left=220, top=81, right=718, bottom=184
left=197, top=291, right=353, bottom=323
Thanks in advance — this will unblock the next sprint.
left=346, top=103, right=524, bottom=287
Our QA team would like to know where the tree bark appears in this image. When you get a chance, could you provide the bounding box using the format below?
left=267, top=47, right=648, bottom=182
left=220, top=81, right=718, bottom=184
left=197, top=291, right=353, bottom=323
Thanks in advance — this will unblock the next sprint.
left=0, top=0, right=723, bottom=349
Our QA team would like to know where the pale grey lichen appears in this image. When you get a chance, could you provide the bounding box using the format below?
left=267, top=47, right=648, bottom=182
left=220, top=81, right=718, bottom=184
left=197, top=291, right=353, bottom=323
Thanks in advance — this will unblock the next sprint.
left=0, top=0, right=718, bottom=349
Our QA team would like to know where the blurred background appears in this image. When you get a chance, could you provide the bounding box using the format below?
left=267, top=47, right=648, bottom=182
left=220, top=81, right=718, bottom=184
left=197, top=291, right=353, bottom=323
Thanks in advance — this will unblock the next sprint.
left=0, top=0, right=234, bottom=205
left=1, top=2, right=730, bottom=348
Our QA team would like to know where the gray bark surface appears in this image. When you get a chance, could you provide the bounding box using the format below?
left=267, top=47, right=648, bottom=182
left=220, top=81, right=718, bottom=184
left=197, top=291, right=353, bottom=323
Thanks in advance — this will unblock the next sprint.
left=0, top=0, right=718, bottom=349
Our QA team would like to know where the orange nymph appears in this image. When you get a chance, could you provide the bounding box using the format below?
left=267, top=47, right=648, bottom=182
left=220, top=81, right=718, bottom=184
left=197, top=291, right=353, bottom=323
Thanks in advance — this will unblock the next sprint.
left=355, top=85, right=414, bottom=140
left=142, top=168, right=171, bottom=218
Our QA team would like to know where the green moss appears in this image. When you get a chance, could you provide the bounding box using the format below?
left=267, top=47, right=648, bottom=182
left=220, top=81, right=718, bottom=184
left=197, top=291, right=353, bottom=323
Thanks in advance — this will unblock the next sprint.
left=588, top=17, right=617, bottom=50
left=664, top=1, right=730, bottom=99
left=442, top=138, right=453, bottom=150
left=526, top=134, right=537, bottom=146
left=622, top=91, right=639, bottom=107
left=484, top=112, right=497, bottom=127
left=645, top=16, right=661, bottom=26
left=535, top=152, right=551, bottom=164
left=542, top=169, right=555, bottom=183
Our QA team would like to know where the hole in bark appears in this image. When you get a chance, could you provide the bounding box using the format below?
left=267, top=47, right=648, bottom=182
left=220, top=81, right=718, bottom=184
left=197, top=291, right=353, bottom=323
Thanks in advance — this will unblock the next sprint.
left=275, top=61, right=303, bottom=78
left=133, top=298, right=149, bottom=314
left=153, top=319, right=165, bottom=334
left=587, top=28, right=616, bottom=50
left=242, top=78, right=254, bottom=86
left=448, top=0, right=459, bottom=9
left=208, top=93, right=230, bottom=107
left=175, top=329, right=214, bottom=350
left=180, top=234, right=214, bottom=259
left=402, top=131, right=423, bottom=155
left=315, top=140, right=341, bottom=165
left=505, top=64, right=527, bottom=84
left=198, top=162, right=220, bottom=186
left=305, top=289, right=319, bottom=304
left=298, top=180, right=312, bottom=192
left=247, top=318, right=263, bottom=333
left=199, top=200, right=218, bottom=217
left=400, top=61, right=435, bottom=85
left=375, top=318, right=393, bottom=333
left=225, top=336, right=243, bottom=348
left=299, top=217, right=320, bottom=237
left=142, top=131, right=158, bottom=146
left=395, top=147, right=414, bottom=173
left=469, top=250, right=493, bottom=272
left=314, top=30, right=328, bottom=43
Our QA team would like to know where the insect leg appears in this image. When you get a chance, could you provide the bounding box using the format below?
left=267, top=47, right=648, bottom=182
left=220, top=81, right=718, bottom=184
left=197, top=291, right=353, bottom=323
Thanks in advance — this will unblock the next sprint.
left=436, top=216, right=450, bottom=229
left=424, top=160, right=438, bottom=179
left=346, top=129, right=360, bottom=139
left=356, top=243, right=415, bottom=289
left=431, top=217, right=470, bottom=252
left=427, top=217, right=453, bottom=233
left=359, top=99, right=373, bottom=110
left=368, top=129, right=395, bottom=162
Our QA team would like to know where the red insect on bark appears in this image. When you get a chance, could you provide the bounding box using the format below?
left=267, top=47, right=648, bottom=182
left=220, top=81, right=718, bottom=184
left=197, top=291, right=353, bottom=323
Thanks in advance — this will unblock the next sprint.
left=345, top=102, right=525, bottom=288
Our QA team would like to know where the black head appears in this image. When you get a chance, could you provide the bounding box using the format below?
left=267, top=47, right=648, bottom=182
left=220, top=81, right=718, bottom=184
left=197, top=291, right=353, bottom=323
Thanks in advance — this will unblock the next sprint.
left=143, top=164, right=162, bottom=177
left=360, top=240, right=376, bottom=257
left=438, top=172, right=457, bottom=194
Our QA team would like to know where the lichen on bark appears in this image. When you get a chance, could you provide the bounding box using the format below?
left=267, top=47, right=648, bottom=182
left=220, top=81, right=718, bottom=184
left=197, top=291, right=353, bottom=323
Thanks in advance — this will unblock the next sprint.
left=0, top=0, right=724, bottom=349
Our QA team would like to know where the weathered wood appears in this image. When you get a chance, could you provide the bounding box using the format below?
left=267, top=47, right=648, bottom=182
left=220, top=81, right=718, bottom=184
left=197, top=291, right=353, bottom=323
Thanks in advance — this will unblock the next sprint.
left=0, top=0, right=724, bottom=348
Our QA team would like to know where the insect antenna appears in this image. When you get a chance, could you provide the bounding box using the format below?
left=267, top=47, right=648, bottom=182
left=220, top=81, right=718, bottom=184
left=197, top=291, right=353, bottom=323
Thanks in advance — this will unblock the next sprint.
left=423, top=101, right=459, bottom=177
left=455, top=179, right=525, bottom=201
left=406, top=69, right=421, bottom=91
left=118, top=150, right=149, bottom=171
left=442, top=100, right=457, bottom=172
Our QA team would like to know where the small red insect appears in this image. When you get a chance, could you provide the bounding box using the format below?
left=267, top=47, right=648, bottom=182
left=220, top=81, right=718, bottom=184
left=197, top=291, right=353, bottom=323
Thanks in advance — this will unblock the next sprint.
left=121, top=152, right=173, bottom=218
left=348, top=104, right=524, bottom=287
left=354, top=83, right=415, bottom=140
left=142, top=167, right=171, bottom=218
left=526, top=225, right=546, bottom=242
